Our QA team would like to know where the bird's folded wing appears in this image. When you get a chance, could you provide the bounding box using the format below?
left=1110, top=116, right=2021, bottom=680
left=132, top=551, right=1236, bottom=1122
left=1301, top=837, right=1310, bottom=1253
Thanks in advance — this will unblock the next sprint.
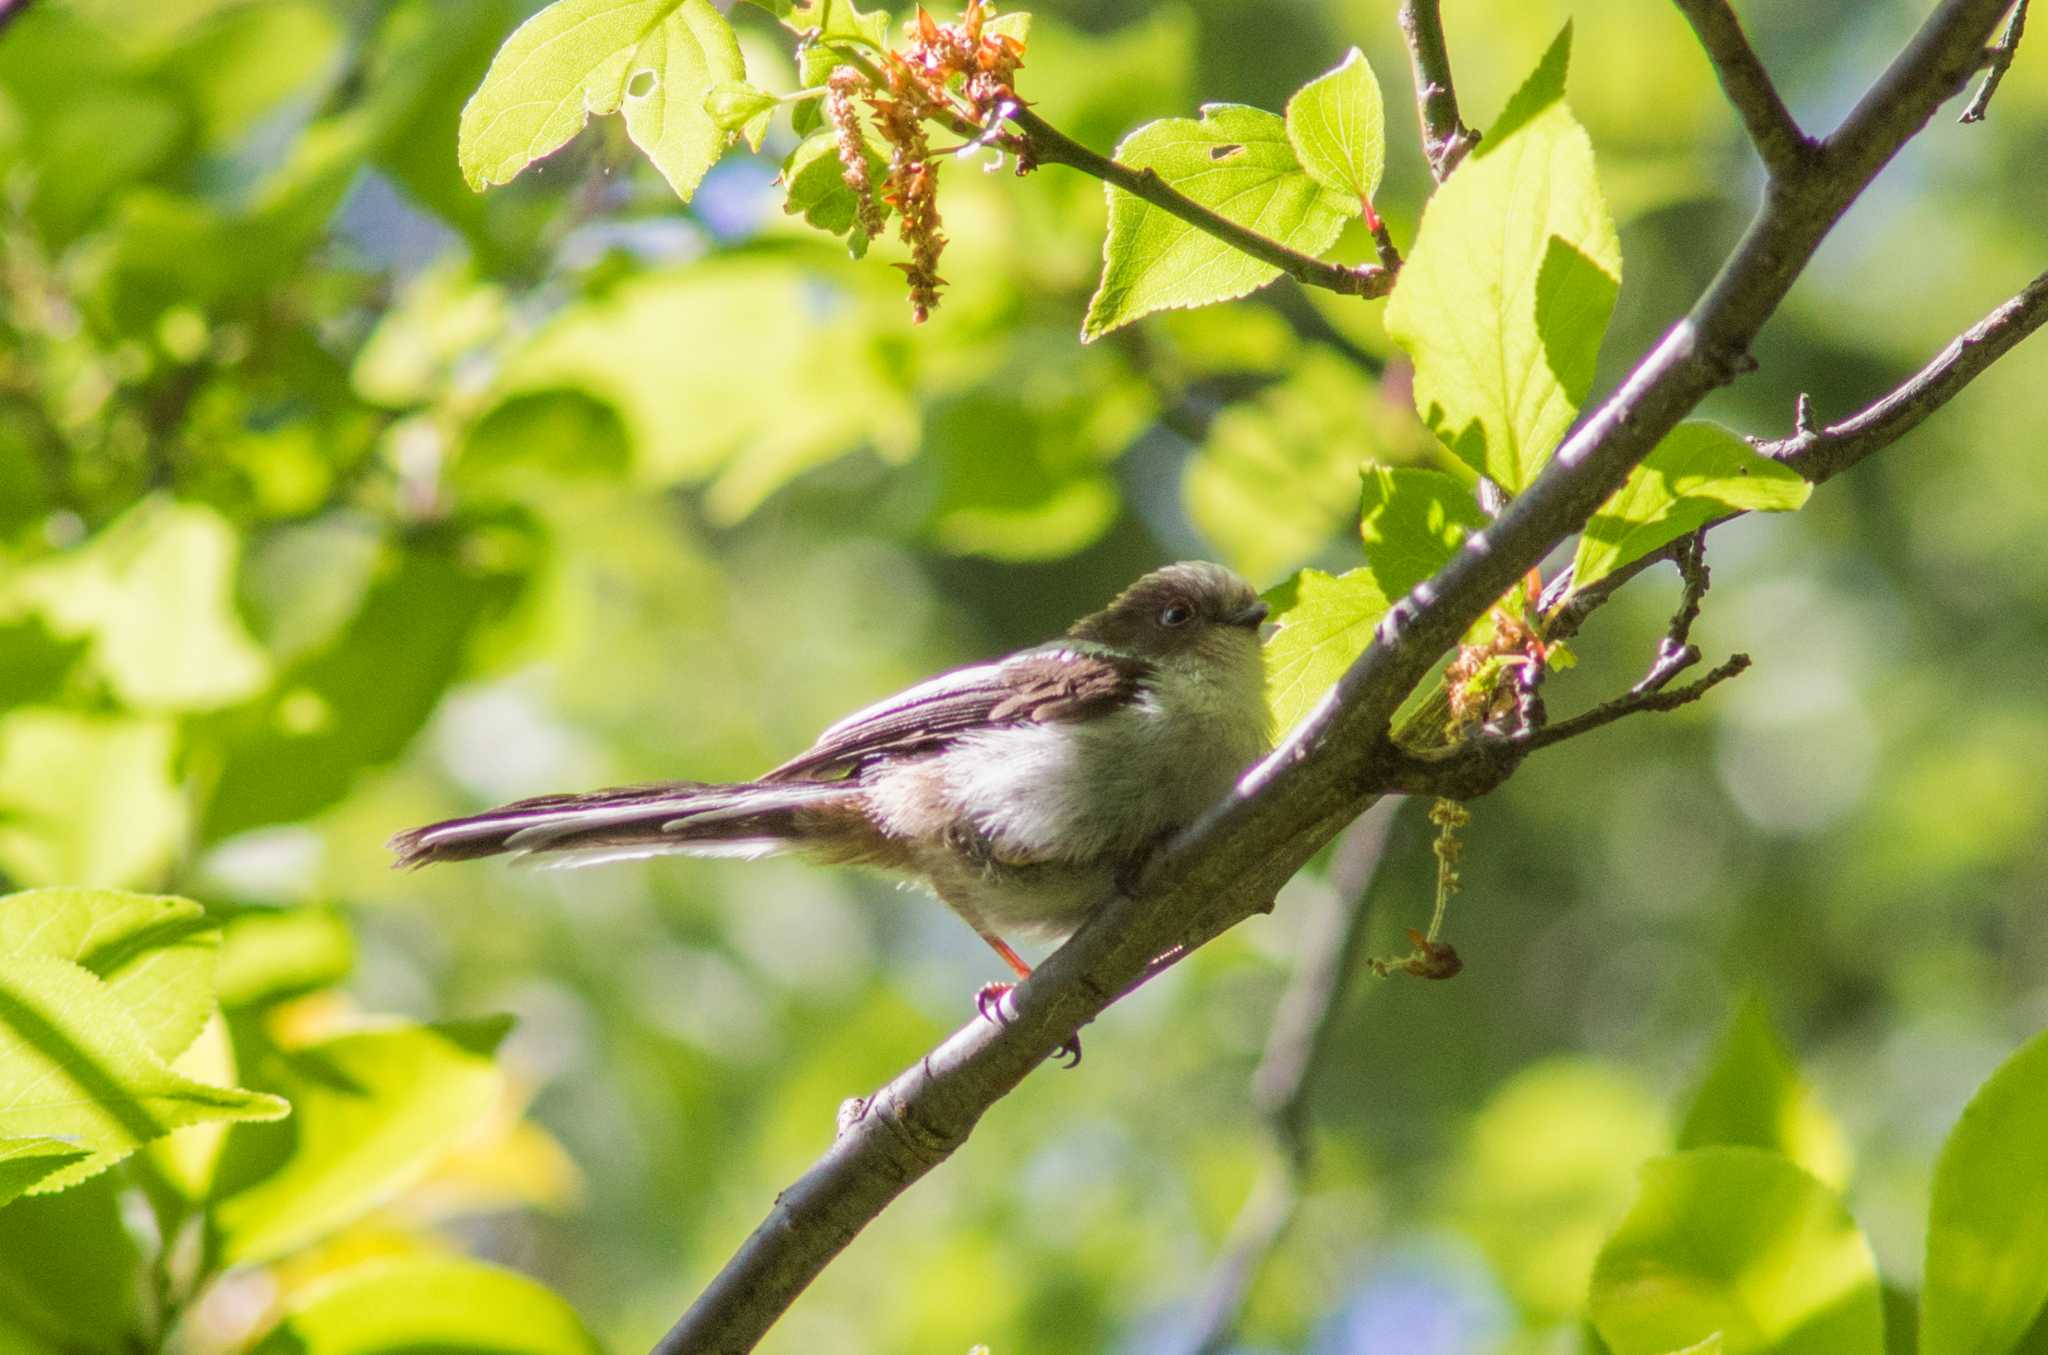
left=761, top=646, right=1153, bottom=781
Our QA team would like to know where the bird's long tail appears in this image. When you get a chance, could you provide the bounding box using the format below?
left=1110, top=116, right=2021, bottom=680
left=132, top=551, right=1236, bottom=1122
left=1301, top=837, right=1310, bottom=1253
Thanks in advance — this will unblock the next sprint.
left=388, top=780, right=861, bottom=870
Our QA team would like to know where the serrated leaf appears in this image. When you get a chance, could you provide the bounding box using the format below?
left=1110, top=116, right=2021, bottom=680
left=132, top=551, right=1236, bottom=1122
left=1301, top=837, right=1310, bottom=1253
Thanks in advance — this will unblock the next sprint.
left=1383, top=24, right=1620, bottom=493
left=0, top=1138, right=90, bottom=1208
left=1572, top=422, right=1811, bottom=591
left=1262, top=567, right=1392, bottom=738
left=0, top=955, right=287, bottom=1193
left=1676, top=995, right=1851, bottom=1190
left=781, top=131, right=887, bottom=258
left=1084, top=104, right=1351, bottom=341
left=213, top=1017, right=511, bottom=1264
left=1922, top=1027, right=2048, bottom=1355
left=1590, top=1148, right=1884, bottom=1355
left=250, top=1256, right=601, bottom=1355
left=458, top=0, right=746, bottom=202
left=0, top=889, right=217, bottom=1064
left=1357, top=465, right=1487, bottom=602
left=1284, top=48, right=1384, bottom=207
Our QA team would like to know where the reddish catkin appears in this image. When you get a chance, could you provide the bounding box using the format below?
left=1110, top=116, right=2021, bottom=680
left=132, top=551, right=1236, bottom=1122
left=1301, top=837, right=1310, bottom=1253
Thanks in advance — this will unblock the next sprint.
left=826, top=69, right=884, bottom=241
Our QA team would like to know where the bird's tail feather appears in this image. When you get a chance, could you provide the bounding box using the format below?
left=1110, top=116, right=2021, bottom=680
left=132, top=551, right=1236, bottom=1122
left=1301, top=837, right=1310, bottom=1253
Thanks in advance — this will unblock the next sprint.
left=388, top=780, right=858, bottom=869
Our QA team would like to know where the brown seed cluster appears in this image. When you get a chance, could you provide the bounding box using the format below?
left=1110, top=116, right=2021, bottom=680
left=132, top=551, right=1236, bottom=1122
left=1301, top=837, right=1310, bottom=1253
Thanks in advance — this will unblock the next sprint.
left=826, top=68, right=884, bottom=241
left=1445, top=578, right=1552, bottom=731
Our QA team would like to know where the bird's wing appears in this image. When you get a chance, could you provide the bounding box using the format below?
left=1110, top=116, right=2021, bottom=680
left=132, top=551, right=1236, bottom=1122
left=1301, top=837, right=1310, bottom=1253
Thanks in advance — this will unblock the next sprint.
left=761, top=646, right=1153, bottom=782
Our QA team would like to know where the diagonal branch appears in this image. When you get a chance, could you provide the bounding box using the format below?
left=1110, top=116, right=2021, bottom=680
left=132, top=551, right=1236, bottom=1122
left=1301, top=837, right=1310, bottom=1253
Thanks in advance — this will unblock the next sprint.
left=1961, top=0, right=2029, bottom=121
left=1398, top=0, right=1481, bottom=179
left=653, top=5, right=2015, bottom=1350
left=1671, top=0, right=1814, bottom=175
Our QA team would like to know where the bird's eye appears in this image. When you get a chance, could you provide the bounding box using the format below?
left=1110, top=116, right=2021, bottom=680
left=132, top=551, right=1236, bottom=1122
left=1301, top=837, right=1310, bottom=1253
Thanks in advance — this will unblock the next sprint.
left=1159, top=603, right=1194, bottom=628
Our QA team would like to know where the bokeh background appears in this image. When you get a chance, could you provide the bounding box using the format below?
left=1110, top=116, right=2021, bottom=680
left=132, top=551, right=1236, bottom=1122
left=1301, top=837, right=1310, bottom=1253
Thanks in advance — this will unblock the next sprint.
left=1, top=0, right=2044, bottom=1350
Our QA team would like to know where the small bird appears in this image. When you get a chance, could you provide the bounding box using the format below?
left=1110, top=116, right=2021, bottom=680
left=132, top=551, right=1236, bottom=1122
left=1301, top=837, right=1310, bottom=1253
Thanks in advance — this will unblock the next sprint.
left=391, top=562, right=1272, bottom=1049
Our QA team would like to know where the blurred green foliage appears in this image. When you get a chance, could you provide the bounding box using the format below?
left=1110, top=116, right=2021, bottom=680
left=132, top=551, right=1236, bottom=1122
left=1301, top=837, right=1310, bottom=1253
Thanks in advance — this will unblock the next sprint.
left=0, top=0, right=2046, bottom=1352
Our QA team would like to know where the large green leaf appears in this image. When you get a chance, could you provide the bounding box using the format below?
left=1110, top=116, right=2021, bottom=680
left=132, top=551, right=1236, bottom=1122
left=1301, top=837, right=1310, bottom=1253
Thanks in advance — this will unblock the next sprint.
left=1572, top=422, right=1811, bottom=591
left=10, top=497, right=269, bottom=712
left=1383, top=25, right=1621, bottom=493
left=1922, top=1027, right=2048, bottom=1355
left=1589, top=1147, right=1885, bottom=1355
left=1356, top=465, right=1488, bottom=602
left=1261, top=568, right=1392, bottom=739
left=250, top=1256, right=601, bottom=1355
left=0, top=1139, right=90, bottom=1208
left=1676, top=995, right=1851, bottom=1190
left=1084, top=104, right=1351, bottom=340
left=212, top=1018, right=511, bottom=1264
left=0, top=955, right=286, bottom=1192
left=0, top=710, right=184, bottom=889
left=0, top=888, right=219, bottom=1062
left=1284, top=48, right=1384, bottom=206
left=1184, top=350, right=1382, bottom=582
left=457, top=0, right=745, bottom=202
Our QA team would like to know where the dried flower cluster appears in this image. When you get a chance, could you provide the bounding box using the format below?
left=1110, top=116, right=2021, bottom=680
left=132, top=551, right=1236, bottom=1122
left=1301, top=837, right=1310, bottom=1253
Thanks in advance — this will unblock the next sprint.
left=824, top=0, right=1025, bottom=322
left=1445, top=575, right=1553, bottom=732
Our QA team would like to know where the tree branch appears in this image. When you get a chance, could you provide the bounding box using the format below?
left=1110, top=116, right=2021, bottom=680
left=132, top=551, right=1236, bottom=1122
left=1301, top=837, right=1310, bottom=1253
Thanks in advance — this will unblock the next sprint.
left=1001, top=105, right=1395, bottom=298
left=1671, top=0, right=1814, bottom=176
left=653, top=5, right=2015, bottom=1350
left=1397, top=0, right=1480, bottom=179
left=1177, top=805, right=1400, bottom=1355
left=1961, top=0, right=2029, bottom=121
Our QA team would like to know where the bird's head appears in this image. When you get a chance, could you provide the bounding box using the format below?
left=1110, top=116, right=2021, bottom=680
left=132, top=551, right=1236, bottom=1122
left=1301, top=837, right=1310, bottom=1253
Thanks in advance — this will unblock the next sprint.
left=1067, top=561, right=1269, bottom=663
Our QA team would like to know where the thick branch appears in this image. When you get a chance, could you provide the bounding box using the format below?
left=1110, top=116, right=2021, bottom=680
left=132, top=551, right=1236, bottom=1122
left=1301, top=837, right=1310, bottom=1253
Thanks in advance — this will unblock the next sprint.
left=1672, top=0, right=1814, bottom=175
left=1398, top=0, right=1480, bottom=179
left=1758, top=264, right=2048, bottom=481
left=1003, top=106, right=1394, bottom=298
left=655, top=5, right=2013, bottom=1350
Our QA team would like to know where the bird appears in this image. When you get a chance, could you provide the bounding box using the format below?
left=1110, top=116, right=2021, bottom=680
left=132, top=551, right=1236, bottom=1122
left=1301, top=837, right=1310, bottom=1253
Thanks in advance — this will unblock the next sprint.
left=390, top=561, right=1273, bottom=1056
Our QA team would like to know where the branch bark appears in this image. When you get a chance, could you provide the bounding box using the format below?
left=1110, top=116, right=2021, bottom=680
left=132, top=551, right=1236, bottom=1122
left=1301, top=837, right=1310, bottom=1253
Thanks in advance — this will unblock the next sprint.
left=1398, top=0, right=1480, bottom=179
left=1672, top=0, right=1814, bottom=175
left=654, top=5, right=2018, bottom=1350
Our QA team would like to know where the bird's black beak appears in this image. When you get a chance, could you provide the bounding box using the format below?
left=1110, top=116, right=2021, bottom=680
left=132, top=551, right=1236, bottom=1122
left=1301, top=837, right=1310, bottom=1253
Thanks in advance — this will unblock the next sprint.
left=1229, top=600, right=1270, bottom=628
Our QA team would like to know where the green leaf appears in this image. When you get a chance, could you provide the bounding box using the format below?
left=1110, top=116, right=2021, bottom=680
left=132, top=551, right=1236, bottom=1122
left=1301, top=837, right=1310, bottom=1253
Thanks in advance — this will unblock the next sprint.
left=1185, top=351, right=1384, bottom=581
left=1922, top=1027, right=2048, bottom=1355
left=10, top=498, right=270, bottom=712
left=0, top=888, right=219, bottom=1062
left=1356, top=465, right=1487, bottom=602
left=0, top=1139, right=90, bottom=1208
left=213, top=1017, right=511, bottom=1264
left=1084, top=104, right=1351, bottom=341
left=457, top=0, right=746, bottom=202
left=215, top=908, right=355, bottom=1010
left=706, top=79, right=774, bottom=149
left=250, top=1256, right=601, bottom=1355
left=0, top=954, right=287, bottom=1193
left=1261, top=568, right=1392, bottom=738
left=1590, top=1147, right=1885, bottom=1355
left=0, top=1175, right=142, bottom=1348
left=1383, top=24, right=1620, bottom=492
left=781, top=132, right=888, bottom=258
left=1676, top=994, right=1851, bottom=1190
left=1283, top=48, right=1384, bottom=207
left=1572, top=422, right=1811, bottom=591
left=0, top=710, right=185, bottom=889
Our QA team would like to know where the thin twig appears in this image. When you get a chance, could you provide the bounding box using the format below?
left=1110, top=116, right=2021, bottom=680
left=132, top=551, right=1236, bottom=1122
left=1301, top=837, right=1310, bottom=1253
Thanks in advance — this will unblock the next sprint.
left=1758, top=264, right=2048, bottom=481
left=1632, top=532, right=1711, bottom=696
left=1179, top=805, right=1400, bottom=1355
left=1961, top=0, right=2028, bottom=121
left=1671, top=0, right=1814, bottom=175
left=1520, top=653, right=1751, bottom=752
left=1002, top=105, right=1394, bottom=299
left=1397, top=0, right=1480, bottom=179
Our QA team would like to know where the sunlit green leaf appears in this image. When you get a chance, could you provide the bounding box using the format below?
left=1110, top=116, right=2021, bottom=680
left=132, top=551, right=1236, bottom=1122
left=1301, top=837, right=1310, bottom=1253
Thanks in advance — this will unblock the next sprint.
left=0, top=1139, right=89, bottom=1208
left=215, top=908, right=355, bottom=1010
left=0, top=888, right=218, bottom=1062
left=1084, top=104, right=1351, bottom=341
left=1356, top=465, right=1487, bottom=602
left=213, top=1017, right=511, bottom=1264
left=1676, top=994, right=1851, bottom=1190
left=12, top=497, right=270, bottom=711
left=250, top=1256, right=601, bottom=1355
left=1261, top=568, right=1392, bottom=738
left=1572, top=422, right=1811, bottom=591
left=706, top=79, right=775, bottom=149
left=1383, top=24, right=1620, bottom=493
left=1590, top=1147, right=1884, bottom=1355
left=1923, top=1027, right=2048, bottom=1355
left=781, top=131, right=889, bottom=258
left=0, top=710, right=184, bottom=890
left=1284, top=48, right=1384, bottom=207
left=0, top=955, right=286, bottom=1193
left=143, top=1012, right=239, bottom=1201
left=458, top=0, right=746, bottom=202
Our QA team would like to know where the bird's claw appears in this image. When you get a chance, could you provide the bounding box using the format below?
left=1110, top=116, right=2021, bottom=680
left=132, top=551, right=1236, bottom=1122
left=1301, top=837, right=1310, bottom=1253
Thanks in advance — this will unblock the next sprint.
left=972, top=982, right=1082, bottom=1068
